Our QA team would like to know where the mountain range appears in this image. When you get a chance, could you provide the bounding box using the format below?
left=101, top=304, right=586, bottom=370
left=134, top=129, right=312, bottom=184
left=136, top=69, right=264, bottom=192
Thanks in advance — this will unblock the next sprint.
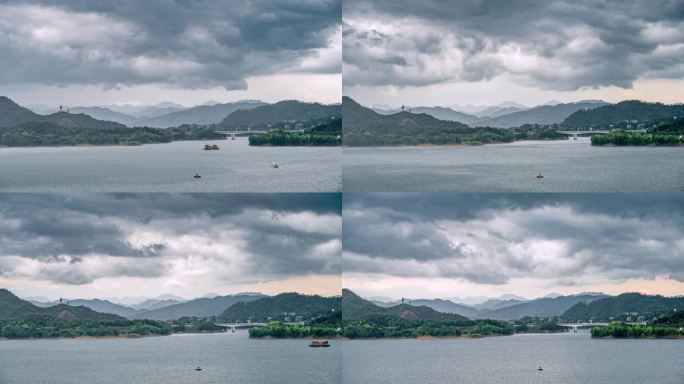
left=27, top=293, right=267, bottom=321
left=371, top=100, right=609, bottom=128
left=475, top=101, right=609, bottom=127
left=37, top=101, right=268, bottom=128
left=4, top=97, right=337, bottom=131
left=367, top=292, right=608, bottom=320
left=131, top=294, right=266, bottom=320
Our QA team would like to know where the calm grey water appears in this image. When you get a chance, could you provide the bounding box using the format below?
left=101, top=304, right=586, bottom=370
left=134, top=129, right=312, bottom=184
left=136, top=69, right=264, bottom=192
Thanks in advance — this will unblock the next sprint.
left=343, top=138, right=684, bottom=192
left=342, top=331, right=684, bottom=384
left=0, top=332, right=341, bottom=384
left=0, top=139, right=341, bottom=192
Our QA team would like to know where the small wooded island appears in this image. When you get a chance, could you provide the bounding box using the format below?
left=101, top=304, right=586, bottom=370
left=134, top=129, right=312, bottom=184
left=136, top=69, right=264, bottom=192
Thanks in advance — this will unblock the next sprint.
left=248, top=117, right=341, bottom=146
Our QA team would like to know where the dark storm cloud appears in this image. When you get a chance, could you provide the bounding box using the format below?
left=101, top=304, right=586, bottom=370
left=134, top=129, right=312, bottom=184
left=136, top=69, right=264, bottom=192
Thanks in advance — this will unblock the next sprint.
left=343, top=193, right=684, bottom=284
left=0, top=194, right=341, bottom=284
left=343, top=0, right=684, bottom=89
left=0, top=0, right=341, bottom=88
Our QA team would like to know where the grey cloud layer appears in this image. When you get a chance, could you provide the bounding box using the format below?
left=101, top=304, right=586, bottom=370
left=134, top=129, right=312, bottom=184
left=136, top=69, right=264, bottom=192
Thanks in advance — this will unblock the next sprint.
left=0, top=194, right=341, bottom=284
left=343, top=193, right=684, bottom=285
left=0, top=0, right=341, bottom=88
left=343, top=0, right=684, bottom=90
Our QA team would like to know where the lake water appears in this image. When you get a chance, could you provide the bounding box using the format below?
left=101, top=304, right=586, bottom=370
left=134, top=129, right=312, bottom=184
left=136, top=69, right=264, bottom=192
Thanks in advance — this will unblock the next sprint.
left=342, top=331, right=684, bottom=384
left=0, top=139, right=341, bottom=192
left=0, top=332, right=341, bottom=384
left=343, top=138, right=684, bottom=192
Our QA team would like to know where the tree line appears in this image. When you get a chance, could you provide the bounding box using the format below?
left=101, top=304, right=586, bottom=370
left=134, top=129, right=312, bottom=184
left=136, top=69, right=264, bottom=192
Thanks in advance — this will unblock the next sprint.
left=0, top=122, right=224, bottom=147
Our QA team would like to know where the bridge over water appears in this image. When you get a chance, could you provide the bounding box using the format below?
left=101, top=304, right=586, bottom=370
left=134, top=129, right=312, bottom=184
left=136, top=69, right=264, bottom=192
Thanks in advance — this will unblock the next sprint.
left=214, top=322, right=301, bottom=332
left=557, top=322, right=642, bottom=331
left=555, top=129, right=647, bottom=138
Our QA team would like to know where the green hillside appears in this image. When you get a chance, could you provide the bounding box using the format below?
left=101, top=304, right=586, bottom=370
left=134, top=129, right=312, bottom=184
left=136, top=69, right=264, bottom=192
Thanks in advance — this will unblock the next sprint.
left=343, top=96, right=494, bottom=146
left=651, top=117, right=684, bottom=134
left=0, top=289, right=170, bottom=339
left=0, top=96, right=42, bottom=127
left=220, top=292, right=341, bottom=322
left=220, top=100, right=340, bottom=129
left=562, top=293, right=684, bottom=322
left=0, top=122, right=175, bottom=146
left=342, top=289, right=470, bottom=323
left=248, top=117, right=341, bottom=146
left=563, top=100, right=684, bottom=129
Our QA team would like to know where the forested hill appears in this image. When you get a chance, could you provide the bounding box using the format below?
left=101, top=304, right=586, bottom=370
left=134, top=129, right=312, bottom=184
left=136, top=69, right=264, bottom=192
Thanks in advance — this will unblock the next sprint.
left=219, top=100, right=340, bottom=128
left=651, top=117, right=684, bottom=133
left=0, top=96, right=126, bottom=130
left=0, top=288, right=125, bottom=322
left=0, top=96, right=40, bottom=127
left=562, top=100, right=684, bottom=129
left=342, top=289, right=470, bottom=323
left=343, top=96, right=478, bottom=146
left=219, top=292, right=341, bottom=322
left=562, top=293, right=684, bottom=321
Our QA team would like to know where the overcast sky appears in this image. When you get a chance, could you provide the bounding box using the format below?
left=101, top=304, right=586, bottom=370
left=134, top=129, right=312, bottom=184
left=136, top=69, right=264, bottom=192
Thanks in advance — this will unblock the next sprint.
left=343, top=193, right=684, bottom=300
left=343, top=0, right=684, bottom=108
left=0, top=0, right=341, bottom=107
left=0, top=194, right=341, bottom=300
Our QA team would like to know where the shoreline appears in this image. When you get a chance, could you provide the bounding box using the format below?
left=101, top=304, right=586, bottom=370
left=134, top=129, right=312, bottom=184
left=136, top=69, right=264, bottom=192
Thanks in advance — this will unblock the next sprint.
left=0, top=139, right=229, bottom=150
left=0, top=334, right=170, bottom=342
left=344, top=138, right=572, bottom=148
left=0, top=329, right=233, bottom=342
left=343, top=334, right=510, bottom=341
left=251, top=335, right=342, bottom=340
left=593, top=335, right=684, bottom=339
left=592, top=143, right=684, bottom=148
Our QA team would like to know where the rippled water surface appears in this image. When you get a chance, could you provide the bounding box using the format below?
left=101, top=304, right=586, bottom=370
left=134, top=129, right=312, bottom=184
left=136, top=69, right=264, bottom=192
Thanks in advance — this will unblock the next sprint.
left=343, top=331, right=684, bottom=384
left=0, top=139, right=341, bottom=192
left=343, top=138, right=684, bottom=192
left=0, top=332, right=341, bottom=384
